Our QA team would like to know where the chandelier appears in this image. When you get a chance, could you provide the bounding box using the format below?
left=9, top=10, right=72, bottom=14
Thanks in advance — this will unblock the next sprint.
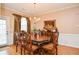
left=33, top=3, right=40, bottom=22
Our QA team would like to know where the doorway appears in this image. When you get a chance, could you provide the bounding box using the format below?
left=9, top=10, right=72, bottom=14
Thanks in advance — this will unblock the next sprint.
left=0, top=19, right=8, bottom=46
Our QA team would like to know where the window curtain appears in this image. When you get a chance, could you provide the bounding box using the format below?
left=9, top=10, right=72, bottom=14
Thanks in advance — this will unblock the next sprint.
left=26, top=17, right=31, bottom=33
left=13, top=14, right=21, bottom=44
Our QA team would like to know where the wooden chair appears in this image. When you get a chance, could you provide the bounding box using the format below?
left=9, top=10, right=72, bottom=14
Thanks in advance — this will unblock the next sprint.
left=42, top=29, right=59, bottom=55
left=15, top=32, right=20, bottom=52
left=21, top=33, right=32, bottom=55
left=15, top=31, right=28, bottom=54
left=50, top=29, right=59, bottom=55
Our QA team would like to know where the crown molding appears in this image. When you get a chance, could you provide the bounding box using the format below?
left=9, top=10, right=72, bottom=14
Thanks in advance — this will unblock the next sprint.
left=37, top=5, right=79, bottom=16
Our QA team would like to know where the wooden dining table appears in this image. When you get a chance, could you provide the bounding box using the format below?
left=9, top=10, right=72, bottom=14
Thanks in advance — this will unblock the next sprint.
left=30, top=34, right=53, bottom=55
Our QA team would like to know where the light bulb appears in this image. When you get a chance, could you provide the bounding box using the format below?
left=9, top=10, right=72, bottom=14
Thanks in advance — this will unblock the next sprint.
left=34, top=16, right=37, bottom=19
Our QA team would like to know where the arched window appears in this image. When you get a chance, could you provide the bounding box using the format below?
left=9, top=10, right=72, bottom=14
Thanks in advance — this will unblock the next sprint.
left=21, top=17, right=27, bottom=32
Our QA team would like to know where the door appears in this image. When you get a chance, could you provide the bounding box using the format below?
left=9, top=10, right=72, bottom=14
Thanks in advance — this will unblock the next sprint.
left=0, top=19, right=8, bottom=46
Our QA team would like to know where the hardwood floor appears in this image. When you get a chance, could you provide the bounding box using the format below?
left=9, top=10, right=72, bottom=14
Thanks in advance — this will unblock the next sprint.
left=58, top=45, right=79, bottom=55
left=0, top=45, right=79, bottom=55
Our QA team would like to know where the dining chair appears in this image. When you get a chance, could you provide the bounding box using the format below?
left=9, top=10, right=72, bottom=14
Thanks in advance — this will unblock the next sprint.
left=20, top=32, right=34, bottom=55
left=15, top=31, right=29, bottom=55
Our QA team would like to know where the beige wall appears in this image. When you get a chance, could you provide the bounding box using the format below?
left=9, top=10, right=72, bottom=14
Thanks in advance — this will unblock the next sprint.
left=0, top=4, right=2, bottom=16
left=0, top=4, right=1, bottom=15
left=32, top=6, right=79, bottom=34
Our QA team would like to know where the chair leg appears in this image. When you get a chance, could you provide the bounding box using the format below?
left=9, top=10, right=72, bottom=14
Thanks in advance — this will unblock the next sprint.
left=16, top=44, right=18, bottom=52
left=16, top=46, right=17, bottom=52
left=21, top=46, right=22, bottom=55
left=24, top=47, right=26, bottom=55
left=56, top=46, right=58, bottom=55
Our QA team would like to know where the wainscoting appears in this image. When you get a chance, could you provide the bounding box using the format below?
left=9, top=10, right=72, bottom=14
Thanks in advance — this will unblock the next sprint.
left=59, top=33, right=79, bottom=48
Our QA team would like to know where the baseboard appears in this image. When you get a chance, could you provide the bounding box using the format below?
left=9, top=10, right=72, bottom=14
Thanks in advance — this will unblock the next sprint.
left=0, top=45, right=8, bottom=48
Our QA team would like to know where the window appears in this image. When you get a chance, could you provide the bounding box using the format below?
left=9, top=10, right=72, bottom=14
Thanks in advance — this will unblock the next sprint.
left=21, top=17, right=27, bottom=32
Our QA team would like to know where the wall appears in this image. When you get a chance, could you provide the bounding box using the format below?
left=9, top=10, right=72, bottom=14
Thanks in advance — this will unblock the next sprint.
left=0, top=4, right=1, bottom=16
left=32, top=6, right=79, bottom=48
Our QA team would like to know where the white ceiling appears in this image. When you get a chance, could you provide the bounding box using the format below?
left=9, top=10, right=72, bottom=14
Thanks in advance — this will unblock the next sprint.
left=4, top=3, right=79, bottom=16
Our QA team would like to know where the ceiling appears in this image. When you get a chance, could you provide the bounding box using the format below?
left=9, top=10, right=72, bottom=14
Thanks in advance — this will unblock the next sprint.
left=3, top=3, right=79, bottom=16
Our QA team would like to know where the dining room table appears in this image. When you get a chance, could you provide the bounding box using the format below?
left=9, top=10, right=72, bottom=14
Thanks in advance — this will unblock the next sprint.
left=30, top=33, right=53, bottom=55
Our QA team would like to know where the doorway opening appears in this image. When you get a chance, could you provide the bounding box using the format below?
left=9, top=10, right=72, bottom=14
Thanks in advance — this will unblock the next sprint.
left=0, top=19, right=8, bottom=47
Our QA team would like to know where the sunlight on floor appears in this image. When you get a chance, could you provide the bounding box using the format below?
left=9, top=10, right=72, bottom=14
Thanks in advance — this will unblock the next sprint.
left=0, top=50, right=8, bottom=55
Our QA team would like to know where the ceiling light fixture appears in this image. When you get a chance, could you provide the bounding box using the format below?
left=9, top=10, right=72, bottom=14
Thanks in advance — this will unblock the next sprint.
left=33, top=3, right=40, bottom=22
